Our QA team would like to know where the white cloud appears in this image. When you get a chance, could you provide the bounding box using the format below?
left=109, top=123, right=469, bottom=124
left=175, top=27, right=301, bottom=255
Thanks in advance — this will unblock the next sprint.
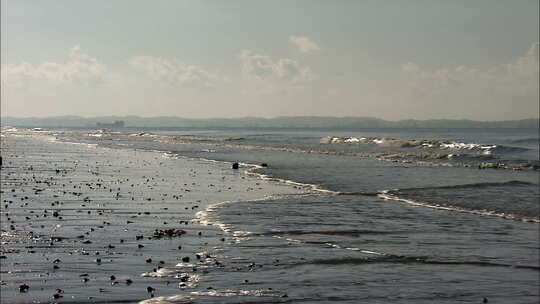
left=1, top=46, right=107, bottom=88
left=289, top=36, right=320, bottom=53
left=239, top=50, right=314, bottom=84
left=129, top=56, right=219, bottom=88
left=401, top=42, right=539, bottom=96
left=506, top=42, right=539, bottom=82
left=397, top=43, right=539, bottom=119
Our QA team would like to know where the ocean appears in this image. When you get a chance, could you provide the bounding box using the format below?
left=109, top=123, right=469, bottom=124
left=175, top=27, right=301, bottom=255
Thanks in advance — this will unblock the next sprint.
left=1, top=127, right=538, bottom=303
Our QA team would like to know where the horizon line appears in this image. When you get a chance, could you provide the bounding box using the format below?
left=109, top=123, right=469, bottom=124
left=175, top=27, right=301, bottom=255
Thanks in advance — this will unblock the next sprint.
left=1, top=115, right=539, bottom=123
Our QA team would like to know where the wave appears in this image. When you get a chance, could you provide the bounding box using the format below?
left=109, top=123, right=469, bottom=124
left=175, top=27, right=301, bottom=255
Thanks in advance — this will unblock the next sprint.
left=321, top=136, right=493, bottom=148
left=244, top=164, right=339, bottom=195
left=493, top=145, right=533, bottom=153
left=191, top=289, right=283, bottom=297
left=334, top=180, right=534, bottom=198
left=380, top=180, right=540, bottom=222
left=376, top=152, right=539, bottom=171
left=376, top=152, right=495, bottom=161
left=378, top=190, right=540, bottom=223
left=1, top=126, right=18, bottom=132
left=139, top=296, right=193, bottom=304
left=299, top=255, right=540, bottom=270
left=321, top=136, right=532, bottom=155
left=244, top=229, right=395, bottom=237
left=510, top=137, right=540, bottom=144
left=266, top=235, right=540, bottom=270
left=391, top=180, right=535, bottom=191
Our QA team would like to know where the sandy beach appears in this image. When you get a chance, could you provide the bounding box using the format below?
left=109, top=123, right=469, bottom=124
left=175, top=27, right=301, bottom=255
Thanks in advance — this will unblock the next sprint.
left=0, top=131, right=304, bottom=303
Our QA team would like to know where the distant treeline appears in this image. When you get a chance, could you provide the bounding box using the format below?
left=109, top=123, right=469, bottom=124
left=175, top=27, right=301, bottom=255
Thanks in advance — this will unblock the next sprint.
left=1, top=116, right=538, bottom=129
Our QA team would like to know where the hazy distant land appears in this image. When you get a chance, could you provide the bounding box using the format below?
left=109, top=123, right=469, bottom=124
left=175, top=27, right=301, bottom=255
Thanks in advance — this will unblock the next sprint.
left=1, top=116, right=538, bottom=129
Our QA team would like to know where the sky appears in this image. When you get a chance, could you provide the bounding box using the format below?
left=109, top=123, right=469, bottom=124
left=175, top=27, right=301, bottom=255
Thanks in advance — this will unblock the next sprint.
left=1, top=0, right=539, bottom=121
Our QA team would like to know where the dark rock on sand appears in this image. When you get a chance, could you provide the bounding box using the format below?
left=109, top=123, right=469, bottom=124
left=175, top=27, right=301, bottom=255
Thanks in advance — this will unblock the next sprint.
left=19, top=284, right=30, bottom=292
left=153, top=228, right=186, bottom=238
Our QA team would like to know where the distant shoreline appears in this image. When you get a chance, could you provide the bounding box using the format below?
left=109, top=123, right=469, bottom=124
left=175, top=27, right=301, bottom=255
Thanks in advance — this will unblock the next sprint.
left=1, top=116, right=538, bottom=129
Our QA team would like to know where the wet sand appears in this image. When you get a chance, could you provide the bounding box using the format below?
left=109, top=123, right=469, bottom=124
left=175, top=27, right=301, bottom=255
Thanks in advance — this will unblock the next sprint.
left=0, top=132, right=303, bottom=303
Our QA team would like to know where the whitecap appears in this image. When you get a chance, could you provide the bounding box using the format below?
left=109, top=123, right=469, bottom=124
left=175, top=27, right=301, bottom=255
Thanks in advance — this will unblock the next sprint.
left=138, top=295, right=192, bottom=304
left=141, top=267, right=177, bottom=277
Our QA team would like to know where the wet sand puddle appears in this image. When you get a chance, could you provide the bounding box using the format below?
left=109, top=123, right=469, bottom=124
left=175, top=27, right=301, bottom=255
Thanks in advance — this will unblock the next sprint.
left=0, top=132, right=305, bottom=303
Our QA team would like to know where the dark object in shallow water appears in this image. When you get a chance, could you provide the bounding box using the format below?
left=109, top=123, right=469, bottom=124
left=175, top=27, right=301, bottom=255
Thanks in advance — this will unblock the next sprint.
left=19, top=284, right=29, bottom=292
left=261, top=163, right=268, bottom=167
left=232, top=162, right=239, bottom=169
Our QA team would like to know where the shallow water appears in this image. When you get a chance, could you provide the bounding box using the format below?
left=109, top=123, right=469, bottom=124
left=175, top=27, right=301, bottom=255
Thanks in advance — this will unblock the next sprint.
left=1, top=127, right=539, bottom=303
left=0, top=133, right=304, bottom=303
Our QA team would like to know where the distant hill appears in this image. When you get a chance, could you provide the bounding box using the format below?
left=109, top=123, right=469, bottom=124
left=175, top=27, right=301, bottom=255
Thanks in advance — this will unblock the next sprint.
left=1, top=115, right=538, bottom=129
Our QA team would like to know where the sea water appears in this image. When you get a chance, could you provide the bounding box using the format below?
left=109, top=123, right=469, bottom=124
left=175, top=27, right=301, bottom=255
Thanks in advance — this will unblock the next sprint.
left=1, top=127, right=538, bottom=303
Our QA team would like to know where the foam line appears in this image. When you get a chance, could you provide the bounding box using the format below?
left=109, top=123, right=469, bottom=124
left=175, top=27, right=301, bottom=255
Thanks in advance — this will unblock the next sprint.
left=378, top=191, right=540, bottom=223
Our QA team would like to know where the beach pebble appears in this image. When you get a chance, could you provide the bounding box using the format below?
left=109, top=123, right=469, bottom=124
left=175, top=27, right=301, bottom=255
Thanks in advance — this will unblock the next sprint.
left=18, top=284, right=29, bottom=292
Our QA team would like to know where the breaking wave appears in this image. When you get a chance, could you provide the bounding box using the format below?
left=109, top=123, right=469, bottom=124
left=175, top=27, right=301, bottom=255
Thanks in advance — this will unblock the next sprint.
left=320, top=136, right=532, bottom=154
